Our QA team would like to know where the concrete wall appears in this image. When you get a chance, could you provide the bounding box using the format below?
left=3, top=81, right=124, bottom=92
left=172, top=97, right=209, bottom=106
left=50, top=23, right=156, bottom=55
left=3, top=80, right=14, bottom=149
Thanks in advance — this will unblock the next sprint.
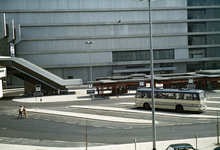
left=175, top=49, right=188, bottom=59
left=1, top=0, right=219, bottom=83
left=0, top=0, right=186, bottom=10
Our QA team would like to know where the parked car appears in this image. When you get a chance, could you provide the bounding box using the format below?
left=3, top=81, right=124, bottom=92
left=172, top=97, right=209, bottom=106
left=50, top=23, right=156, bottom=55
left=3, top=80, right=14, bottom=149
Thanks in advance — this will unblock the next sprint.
left=166, top=143, right=196, bottom=150
left=214, top=146, right=220, bottom=150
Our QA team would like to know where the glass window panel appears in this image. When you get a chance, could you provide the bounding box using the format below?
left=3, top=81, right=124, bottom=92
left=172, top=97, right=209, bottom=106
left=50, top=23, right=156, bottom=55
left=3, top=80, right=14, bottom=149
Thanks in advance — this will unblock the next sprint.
left=160, top=63, right=173, bottom=67
left=189, top=49, right=206, bottom=58
left=153, top=51, right=160, bottom=60
left=113, top=50, right=174, bottom=62
left=188, top=0, right=220, bottom=6
left=187, top=0, right=206, bottom=6
left=136, top=51, right=146, bottom=61
left=207, top=47, right=220, bottom=57
left=207, top=35, right=220, bottom=45
left=206, top=21, right=220, bottom=32
left=188, top=9, right=206, bottom=19
left=188, top=35, right=206, bottom=45
left=207, top=8, right=220, bottom=19
left=146, top=51, right=150, bottom=60
left=187, top=62, right=203, bottom=72
left=188, top=22, right=206, bottom=32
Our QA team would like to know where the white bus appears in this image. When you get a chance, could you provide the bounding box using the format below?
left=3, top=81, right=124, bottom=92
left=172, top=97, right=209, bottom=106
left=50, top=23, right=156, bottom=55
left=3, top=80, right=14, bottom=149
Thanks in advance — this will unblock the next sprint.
left=135, top=88, right=207, bottom=112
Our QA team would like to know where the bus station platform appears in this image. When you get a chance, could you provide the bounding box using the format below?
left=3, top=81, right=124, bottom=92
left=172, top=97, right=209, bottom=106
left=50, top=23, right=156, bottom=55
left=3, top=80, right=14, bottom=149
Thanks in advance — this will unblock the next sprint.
left=89, top=70, right=220, bottom=96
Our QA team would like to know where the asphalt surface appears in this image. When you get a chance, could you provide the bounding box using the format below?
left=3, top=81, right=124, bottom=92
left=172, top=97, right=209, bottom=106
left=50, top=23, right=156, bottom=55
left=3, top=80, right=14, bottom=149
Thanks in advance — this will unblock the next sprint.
left=0, top=88, right=220, bottom=149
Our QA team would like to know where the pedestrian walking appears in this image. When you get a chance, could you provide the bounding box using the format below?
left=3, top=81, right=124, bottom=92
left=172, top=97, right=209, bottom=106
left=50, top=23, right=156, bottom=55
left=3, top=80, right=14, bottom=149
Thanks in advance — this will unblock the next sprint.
left=17, top=106, right=23, bottom=119
left=23, top=106, right=27, bottom=118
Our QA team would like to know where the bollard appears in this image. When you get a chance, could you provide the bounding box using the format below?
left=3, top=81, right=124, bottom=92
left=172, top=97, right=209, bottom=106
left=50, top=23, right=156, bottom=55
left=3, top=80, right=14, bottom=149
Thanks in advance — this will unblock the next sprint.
left=134, top=138, right=137, bottom=150
left=217, top=109, right=219, bottom=145
left=195, top=133, right=198, bottom=149
left=217, top=124, right=219, bottom=145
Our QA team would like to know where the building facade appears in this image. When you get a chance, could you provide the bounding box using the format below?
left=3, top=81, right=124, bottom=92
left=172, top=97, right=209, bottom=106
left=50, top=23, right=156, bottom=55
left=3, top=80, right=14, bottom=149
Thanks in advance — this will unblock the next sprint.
left=0, top=0, right=220, bottom=84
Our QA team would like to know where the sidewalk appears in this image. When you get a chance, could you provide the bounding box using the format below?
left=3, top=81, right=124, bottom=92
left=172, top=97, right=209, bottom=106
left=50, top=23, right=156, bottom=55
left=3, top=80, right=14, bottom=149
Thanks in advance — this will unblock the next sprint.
left=0, top=136, right=218, bottom=150
left=12, top=90, right=136, bottom=103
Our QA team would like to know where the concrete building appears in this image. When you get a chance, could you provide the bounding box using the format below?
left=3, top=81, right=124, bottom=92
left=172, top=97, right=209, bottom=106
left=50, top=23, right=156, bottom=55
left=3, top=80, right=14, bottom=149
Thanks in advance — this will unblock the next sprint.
left=0, top=0, right=220, bottom=85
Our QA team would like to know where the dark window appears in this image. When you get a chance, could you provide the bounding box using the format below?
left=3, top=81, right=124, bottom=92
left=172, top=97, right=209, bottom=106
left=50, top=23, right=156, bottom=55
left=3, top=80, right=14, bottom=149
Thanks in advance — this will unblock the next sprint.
left=189, top=21, right=220, bottom=32
left=188, top=9, right=206, bottom=19
left=188, top=35, right=206, bottom=45
left=207, top=47, right=220, bottom=57
left=188, top=22, right=206, bottom=32
left=188, top=0, right=220, bottom=6
left=204, top=61, right=220, bottom=69
left=188, top=9, right=220, bottom=19
left=187, top=61, right=220, bottom=72
left=160, top=63, right=173, bottom=67
left=187, top=62, right=204, bottom=72
left=189, top=48, right=206, bottom=58
left=206, top=21, right=220, bottom=32
left=187, top=0, right=206, bottom=6
left=68, top=76, right=73, bottom=79
left=112, top=50, right=174, bottom=62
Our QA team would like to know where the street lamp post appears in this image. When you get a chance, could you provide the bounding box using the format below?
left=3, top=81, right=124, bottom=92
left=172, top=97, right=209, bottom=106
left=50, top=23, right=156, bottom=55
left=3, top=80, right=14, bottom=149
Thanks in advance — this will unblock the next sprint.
left=136, top=0, right=156, bottom=149
left=85, top=41, right=94, bottom=82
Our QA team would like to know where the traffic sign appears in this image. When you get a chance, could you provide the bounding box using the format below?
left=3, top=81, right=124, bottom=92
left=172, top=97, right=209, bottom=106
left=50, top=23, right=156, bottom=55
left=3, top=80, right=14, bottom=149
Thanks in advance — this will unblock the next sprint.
left=88, top=84, right=93, bottom=89
left=87, top=90, right=95, bottom=94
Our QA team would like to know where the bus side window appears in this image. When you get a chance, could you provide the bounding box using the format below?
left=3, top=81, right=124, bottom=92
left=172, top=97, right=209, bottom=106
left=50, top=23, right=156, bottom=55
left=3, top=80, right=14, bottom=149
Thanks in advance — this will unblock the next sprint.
left=193, top=94, right=198, bottom=100
left=176, top=93, right=179, bottom=99
left=155, top=92, right=160, bottom=98
left=161, top=93, right=166, bottom=99
left=168, top=93, right=173, bottom=99
left=137, top=92, right=142, bottom=98
left=173, top=93, right=176, bottom=99
left=184, top=94, right=192, bottom=100
left=179, top=93, right=184, bottom=99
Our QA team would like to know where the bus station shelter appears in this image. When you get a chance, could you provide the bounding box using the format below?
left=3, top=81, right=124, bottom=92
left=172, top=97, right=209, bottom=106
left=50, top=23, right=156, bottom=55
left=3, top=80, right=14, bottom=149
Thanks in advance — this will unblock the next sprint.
left=88, top=70, right=220, bottom=96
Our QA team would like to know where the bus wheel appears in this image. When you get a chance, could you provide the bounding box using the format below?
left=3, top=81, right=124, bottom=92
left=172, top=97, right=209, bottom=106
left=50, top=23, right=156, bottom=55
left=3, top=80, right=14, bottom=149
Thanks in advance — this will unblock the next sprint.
left=176, top=105, right=184, bottom=113
left=144, top=103, right=151, bottom=110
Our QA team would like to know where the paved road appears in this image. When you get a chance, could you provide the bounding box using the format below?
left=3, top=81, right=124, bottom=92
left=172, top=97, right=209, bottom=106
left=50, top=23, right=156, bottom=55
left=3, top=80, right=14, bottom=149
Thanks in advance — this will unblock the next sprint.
left=0, top=88, right=219, bottom=148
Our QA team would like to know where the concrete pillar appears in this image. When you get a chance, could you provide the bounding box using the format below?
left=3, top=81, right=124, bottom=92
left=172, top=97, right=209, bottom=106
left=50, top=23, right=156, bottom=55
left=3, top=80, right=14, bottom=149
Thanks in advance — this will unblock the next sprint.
left=204, top=80, right=207, bottom=90
left=24, top=81, right=35, bottom=96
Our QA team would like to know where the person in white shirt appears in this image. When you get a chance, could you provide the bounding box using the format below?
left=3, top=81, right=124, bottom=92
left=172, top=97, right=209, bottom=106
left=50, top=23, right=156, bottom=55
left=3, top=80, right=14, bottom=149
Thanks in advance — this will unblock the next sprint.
left=17, top=106, right=23, bottom=119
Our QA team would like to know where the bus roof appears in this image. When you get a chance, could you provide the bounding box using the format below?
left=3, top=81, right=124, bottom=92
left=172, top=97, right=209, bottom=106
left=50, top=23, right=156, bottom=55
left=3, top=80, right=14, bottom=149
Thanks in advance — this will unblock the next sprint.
left=136, top=88, right=204, bottom=94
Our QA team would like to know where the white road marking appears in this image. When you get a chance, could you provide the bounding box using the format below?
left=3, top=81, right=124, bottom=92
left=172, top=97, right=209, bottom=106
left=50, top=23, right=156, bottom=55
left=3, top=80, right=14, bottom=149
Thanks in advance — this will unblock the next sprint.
left=69, top=105, right=217, bottom=119
left=207, top=101, right=220, bottom=104
left=118, top=103, right=134, bottom=105
left=27, top=109, right=154, bottom=124
left=206, top=107, right=220, bottom=111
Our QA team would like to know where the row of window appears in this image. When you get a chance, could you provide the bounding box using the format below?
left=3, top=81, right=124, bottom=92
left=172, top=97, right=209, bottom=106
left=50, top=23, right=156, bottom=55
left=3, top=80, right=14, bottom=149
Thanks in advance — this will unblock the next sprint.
left=188, top=35, right=220, bottom=45
left=112, top=47, right=220, bottom=62
left=188, top=22, right=220, bottom=32
left=188, top=9, right=220, bottom=19
left=187, top=0, right=220, bottom=6
left=137, top=92, right=199, bottom=100
left=189, top=48, right=220, bottom=58
left=112, top=50, right=174, bottom=62
left=187, top=60, right=220, bottom=72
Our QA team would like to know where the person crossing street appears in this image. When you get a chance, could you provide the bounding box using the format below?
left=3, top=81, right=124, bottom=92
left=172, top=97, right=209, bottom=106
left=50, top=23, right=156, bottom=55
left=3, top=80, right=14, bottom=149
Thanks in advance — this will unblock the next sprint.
left=17, top=106, right=23, bottom=119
